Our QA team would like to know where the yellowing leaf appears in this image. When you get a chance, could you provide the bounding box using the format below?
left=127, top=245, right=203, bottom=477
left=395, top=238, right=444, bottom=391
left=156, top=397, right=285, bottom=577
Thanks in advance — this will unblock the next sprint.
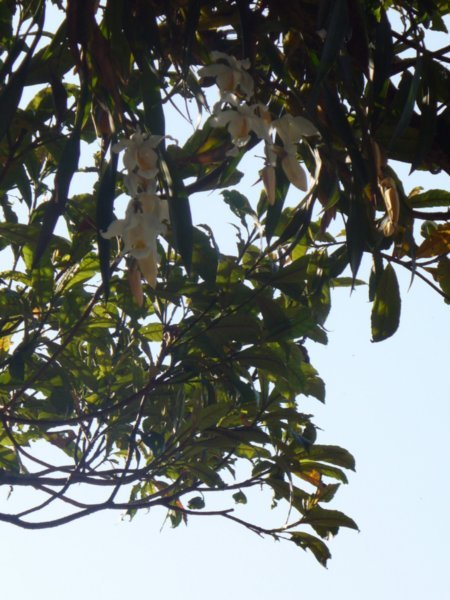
left=417, top=225, right=450, bottom=258
left=0, top=335, right=11, bottom=353
left=295, top=469, right=323, bottom=489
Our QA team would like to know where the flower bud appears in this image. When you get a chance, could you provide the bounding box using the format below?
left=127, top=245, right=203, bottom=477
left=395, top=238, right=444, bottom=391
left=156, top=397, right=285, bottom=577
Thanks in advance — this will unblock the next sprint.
left=260, top=165, right=276, bottom=205
left=127, top=262, right=144, bottom=306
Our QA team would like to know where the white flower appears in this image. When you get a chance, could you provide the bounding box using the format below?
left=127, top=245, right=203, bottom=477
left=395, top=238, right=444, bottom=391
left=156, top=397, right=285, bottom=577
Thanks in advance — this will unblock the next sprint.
left=198, top=51, right=254, bottom=100
left=124, top=172, right=157, bottom=197
left=136, top=253, right=158, bottom=288
left=211, top=104, right=270, bottom=152
left=101, top=194, right=169, bottom=287
left=271, top=115, right=319, bottom=191
left=113, top=130, right=163, bottom=179
left=273, top=114, right=319, bottom=147
left=281, top=154, right=308, bottom=191
left=264, top=142, right=309, bottom=192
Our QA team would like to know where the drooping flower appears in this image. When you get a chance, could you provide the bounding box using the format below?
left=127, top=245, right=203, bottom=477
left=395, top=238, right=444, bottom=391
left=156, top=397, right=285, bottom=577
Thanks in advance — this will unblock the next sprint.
left=270, top=114, right=319, bottom=191
left=273, top=114, right=319, bottom=146
left=198, top=51, right=254, bottom=101
left=211, top=104, right=271, bottom=155
left=281, top=154, right=308, bottom=191
left=113, top=130, right=163, bottom=179
left=101, top=194, right=169, bottom=287
left=124, top=172, right=157, bottom=197
left=136, top=251, right=159, bottom=288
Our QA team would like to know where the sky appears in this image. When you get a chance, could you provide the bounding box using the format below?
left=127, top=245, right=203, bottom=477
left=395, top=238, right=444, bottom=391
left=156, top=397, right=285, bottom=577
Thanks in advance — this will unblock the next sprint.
left=0, top=6, right=449, bottom=600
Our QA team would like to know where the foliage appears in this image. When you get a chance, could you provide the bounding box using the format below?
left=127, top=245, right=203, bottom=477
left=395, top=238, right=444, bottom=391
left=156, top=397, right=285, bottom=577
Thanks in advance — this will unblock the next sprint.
left=0, top=0, right=448, bottom=565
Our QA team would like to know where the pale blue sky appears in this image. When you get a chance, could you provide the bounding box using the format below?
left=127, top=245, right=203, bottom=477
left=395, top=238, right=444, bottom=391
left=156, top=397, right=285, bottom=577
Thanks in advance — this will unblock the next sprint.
left=1, top=6, right=449, bottom=599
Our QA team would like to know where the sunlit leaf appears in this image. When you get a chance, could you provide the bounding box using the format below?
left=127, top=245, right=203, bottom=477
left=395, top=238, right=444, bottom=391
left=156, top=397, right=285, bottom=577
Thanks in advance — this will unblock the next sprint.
left=371, top=263, right=401, bottom=342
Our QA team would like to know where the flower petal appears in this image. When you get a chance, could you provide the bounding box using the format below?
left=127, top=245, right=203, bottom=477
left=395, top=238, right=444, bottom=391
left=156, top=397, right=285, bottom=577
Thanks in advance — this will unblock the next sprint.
left=282, top=155, right=308, bottom=191
left=127, top=262, right=144, bottom=306
left=274, top=114, right=319, bottom=146
left=260, top=165, right=276, bottom=205
left=138, top=250, right=158, bottom=288
left=101, top=219, right=126, bottom=239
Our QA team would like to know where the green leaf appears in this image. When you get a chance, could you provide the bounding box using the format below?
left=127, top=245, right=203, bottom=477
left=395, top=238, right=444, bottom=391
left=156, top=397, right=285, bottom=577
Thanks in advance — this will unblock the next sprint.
left=389, top=57, right=423, bottom=151
left=408, top=189, right=450, bottom=209
left=188, top=464, right=225, bottom=488
left=193, top=403, right=231, bottom=430
left=369, top=253, right=384, bottom=302
left=0, top=445, right=20, bottom=473
left=222, top=190, right=256, bottom=226
left=430, top=256, right=450, bottom=301
left=182, top=0, right=201, bottom=76
left=301, top=445, right=356, bottom=471
left=411, top=67, right=437, bottom=173
left=265, top=164, right=289, bottom=241
left=208, top=313, right=261, bottom=345
left=346, top=196, right=369, bottom=281
left=33, top=126, right=81, bottom=267
left=252, top=255, right=309, bottom=298
left=371, top=263, right=401, bottom=342
left=191, top=227, right=218, bottom=286
left=372, top=9, right=393, bottom=99
left=25, top=21, right=72, bottom=85
left=290, top=532, right=331, bottom=567
left=161, top=153, right=193, bottom=272
left=310, top=0, right=350, bottom=101
left=277, top=203, right=313, bottom=246
left=8, top=351, right=25, bottom=382
left=0, top=58, right=28, bottom=143
left=140, top=60, right=165, bottom=136
left=187, top=496, right=205, bottom=510
left=96, top=151, right=118, bottom=300
left=318, top=483, right=341, bottom=503
left=14, top=163, right=33, bottom=208
left=62, top=256, right=99, bottom=291
left=322, top=86, right=367, bottom=185
left=302, top=506, right=359, bottom=538
left=232, top=490, right=247, bottom=505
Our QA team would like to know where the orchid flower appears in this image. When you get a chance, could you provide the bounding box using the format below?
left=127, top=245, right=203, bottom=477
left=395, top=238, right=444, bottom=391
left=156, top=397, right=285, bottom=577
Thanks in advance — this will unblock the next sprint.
left=102, top=194, right=169, bottom=287
left=211, top=104, right=271, bottom=155
left=269, top=114, right=320, bottom=191
left=198, top=51, right=254, bottom=101
left=273, top=114, right=319, bottom=146
left=113, top=129, right=163, bottom=179
left=124, top=172, right=157, bottom=197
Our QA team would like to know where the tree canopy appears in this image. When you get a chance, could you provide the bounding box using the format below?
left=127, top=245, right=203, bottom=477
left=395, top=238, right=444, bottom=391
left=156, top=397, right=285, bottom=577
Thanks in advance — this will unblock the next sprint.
left=0, top=0, right=448, bottom=565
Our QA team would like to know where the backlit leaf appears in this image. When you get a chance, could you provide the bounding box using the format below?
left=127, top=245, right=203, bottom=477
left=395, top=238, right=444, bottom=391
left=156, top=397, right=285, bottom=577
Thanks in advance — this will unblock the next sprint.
left=371, top=263, right=401, bottom=342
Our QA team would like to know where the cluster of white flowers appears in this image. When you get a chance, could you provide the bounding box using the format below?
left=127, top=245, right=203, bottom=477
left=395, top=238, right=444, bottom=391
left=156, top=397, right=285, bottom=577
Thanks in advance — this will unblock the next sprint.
left=102, top=52, right=321, bottom=300
left=199, top=51, right=320, bottom=204
left=102, top=130, right=169, bottom=290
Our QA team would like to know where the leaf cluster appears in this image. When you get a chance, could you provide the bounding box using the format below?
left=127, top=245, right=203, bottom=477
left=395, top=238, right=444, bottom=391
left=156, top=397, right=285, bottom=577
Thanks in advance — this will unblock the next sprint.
left=0, top=0, right=448, bottom=564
